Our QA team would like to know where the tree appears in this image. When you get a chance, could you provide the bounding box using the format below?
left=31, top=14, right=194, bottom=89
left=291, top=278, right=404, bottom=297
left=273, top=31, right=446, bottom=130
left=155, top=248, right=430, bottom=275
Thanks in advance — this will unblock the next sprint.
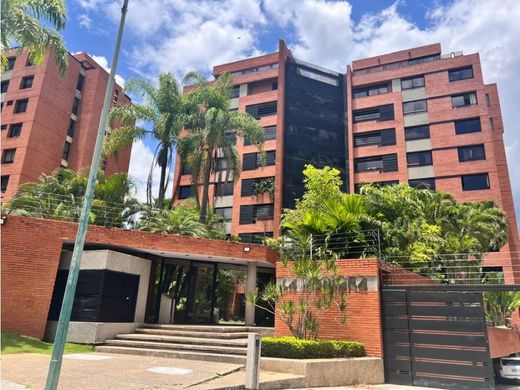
left=6, top=168, right=140, bottom=227
left=181, top=71, right=264, bottom=223
left=1, top=0, right=68, bottom=74
left=484, top=272, right=520, bottom=327
left=104, top=73, right=185, bottom=209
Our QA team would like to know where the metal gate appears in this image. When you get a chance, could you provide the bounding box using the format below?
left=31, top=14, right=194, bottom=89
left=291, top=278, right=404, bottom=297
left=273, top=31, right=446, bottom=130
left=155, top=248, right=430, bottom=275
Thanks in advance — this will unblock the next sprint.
left=382, top=287, right=495, bottom=389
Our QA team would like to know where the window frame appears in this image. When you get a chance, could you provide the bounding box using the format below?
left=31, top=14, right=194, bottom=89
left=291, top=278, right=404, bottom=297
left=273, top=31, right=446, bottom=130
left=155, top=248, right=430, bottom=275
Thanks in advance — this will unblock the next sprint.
left=458, top=144, right=486, bottom=162
left=454, top=117, right=481, bottom=134
left=7, top=57, right=16, bottom=70
left=448, top=66, right=474, bottom=82
left=7, top=123, right=22, bottom=138
left=401, top=76, right=425, bottom=90
left=407, top=150, right=433, bottom=167
left=405, top=125, right=430, bottom=141
left=461, top=173, right=490, bottom=191
left=76, top=74, right=85, bottom=92
left=20, top=75, right=34, bottom=89
left=352, top=83, right=389, bottom=98
left=67, top=119, right=77, bottom=137
left=403, top=99, right=427, bottom=115
left=178, top=185, right=192, bottom=199
left=409, top=178, right=436, bottom=190
left=451, top=92, right=477, bottom=108
left=2, top=148, right=16, bottom=164
left=1, top=175, right=9, bottom=192
left=14, top=98, right=28, bottom=113
left=214, top=207, right=232, bottom=221
left=1, top=80, right=9, bottom=93
left=62, top=141, right=72, bottom=161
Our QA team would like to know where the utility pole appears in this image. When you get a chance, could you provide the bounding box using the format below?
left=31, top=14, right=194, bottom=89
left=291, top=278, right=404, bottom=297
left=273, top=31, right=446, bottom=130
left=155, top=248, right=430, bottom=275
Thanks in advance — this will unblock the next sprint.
left=44, top=1, right=129, bottom=389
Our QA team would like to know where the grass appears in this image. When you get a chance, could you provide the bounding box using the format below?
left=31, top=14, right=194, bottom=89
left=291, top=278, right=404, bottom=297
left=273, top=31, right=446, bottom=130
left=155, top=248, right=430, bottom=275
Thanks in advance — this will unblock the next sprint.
left=1, top=332, right=94, bottom=355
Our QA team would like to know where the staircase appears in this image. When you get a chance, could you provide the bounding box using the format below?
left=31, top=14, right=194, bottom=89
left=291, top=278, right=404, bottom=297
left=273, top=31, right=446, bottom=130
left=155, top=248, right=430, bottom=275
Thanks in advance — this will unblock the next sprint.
left=96, top=324, right=274, bottom=364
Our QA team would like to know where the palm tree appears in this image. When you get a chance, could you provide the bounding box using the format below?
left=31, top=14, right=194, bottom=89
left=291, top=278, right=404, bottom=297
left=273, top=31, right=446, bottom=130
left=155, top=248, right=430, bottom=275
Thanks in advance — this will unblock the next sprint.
left=181, top=72, right=265, bottom=223
left=104, top=73, right=185, bottom=209
left=6, top=168, right=140, bottom=227
left=1, top=0, right=68, bottom=74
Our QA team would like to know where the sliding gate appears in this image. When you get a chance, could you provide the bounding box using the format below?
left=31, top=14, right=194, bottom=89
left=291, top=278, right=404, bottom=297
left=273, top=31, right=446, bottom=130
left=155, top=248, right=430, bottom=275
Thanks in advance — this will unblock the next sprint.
left=382, top=286, right=495, bottom=389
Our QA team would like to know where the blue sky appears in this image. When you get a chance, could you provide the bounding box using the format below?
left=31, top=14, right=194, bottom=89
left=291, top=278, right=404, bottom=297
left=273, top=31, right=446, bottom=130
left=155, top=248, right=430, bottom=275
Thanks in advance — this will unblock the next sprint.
left=63, top=1, right=520, bottom=223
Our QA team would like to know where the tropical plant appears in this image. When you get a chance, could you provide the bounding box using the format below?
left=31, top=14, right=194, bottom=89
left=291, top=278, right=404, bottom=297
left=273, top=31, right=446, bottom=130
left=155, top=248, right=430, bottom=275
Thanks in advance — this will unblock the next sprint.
left=1, top=0, right=68, bottom=74
left=253, top=177, right=275, bottom=198
left=180, top=71, right=265, bottom=223
left=6, top=168, right=140, bottom=227
left=104, top=73, right=185, bottom=209
left=483, top=272, right=520, bottom=327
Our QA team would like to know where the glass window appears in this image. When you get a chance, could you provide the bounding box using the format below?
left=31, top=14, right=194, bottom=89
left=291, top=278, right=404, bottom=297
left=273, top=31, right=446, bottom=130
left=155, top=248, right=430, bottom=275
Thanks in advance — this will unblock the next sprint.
left=462, top=173, right=489, bottom=191
left=489, top=117, right=495, bottom=131
left=448, top=66, right=473, bottom=82
left=14, top=99, right=28, bottom=113
left=354, top=131, right=381, bottom=147
left=401, top=76, right=425, bottom=90
left=1, top=175, right=9, bottom=192
left=355, top=157, right=383, bottom=172
left=7, top=57, right=16, bottom=70
left=409, top=178, right=436, bottom=190
left=215, top=158, right=228, bottom=171
left=72, top=97, right=80, bottom=115
left=452, top=92, right=477, bottom=108
left=403, top=99, right=427, bottom=115
left=179, top=185, right=192, bottom=199
left=485, top=93, right=491, bottom=108
left=458, top=144, right=485, bottom=162
left=67, top=119, right=76, bottom=137
left=20, top=75, right=34, bottom=89
left=407, top=151, right=433, bottom=167
left=215, top=207, right=232, bottom=221
left=245, top=101, right=277, bottom=119
left=2, top=149, right=16, bottom=164
left=8, top=123, right=22, bottom=138
left=296, top=67, right=339, bottom=86
left=1, top=80, right=9, bottom=93
left=215, top=181, right=234, bottom=196
left=353, top=83, right=389, bottom=98
left=76, top=74, right=85, bottom=92
left=405, top=125, right=430, bottom=140
left=255, top=204, right=274, bottom=220
left=181, top=164, right=192, bottom=175
left=62, top=142, right=71, bottom=160
left=455, top=118, right=481, bottom=134
left=231, top=86, right=240, bottom=99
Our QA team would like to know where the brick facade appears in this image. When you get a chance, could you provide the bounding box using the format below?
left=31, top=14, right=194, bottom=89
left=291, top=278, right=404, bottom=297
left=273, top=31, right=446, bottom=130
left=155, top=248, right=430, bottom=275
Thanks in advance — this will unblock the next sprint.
left=1, top=49, right=132, bottom=200
left=0, top=216, right=278, bottom=339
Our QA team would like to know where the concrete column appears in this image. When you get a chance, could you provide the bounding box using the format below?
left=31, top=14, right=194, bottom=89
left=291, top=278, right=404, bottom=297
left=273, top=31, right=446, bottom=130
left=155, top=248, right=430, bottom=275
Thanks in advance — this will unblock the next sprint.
left=245, top=261, right=257, bottom=325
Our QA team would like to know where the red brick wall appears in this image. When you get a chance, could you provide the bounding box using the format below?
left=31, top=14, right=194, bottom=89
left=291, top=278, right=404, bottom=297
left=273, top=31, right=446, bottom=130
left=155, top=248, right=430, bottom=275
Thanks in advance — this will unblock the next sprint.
left=379, top=262, right=440, bottom=285
left=1, top=216, right=278, bottom=339
left=274, top=258, right=383, bottom=356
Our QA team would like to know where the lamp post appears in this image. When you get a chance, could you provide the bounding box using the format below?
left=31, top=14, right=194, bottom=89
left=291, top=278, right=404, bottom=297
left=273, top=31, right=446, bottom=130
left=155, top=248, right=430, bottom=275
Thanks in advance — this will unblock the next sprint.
left=44, top=1, right=130, bottom=389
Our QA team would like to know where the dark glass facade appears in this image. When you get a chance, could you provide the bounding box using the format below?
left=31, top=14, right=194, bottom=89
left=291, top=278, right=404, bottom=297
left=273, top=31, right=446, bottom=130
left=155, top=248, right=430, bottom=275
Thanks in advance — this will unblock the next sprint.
left=282, top=59, right=346, bottom=209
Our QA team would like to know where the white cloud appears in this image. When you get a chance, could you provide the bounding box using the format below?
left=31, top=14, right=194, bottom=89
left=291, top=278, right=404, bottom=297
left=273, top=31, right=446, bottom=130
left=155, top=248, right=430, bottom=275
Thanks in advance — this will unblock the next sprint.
left=90, top=54, right=126, bottom=87
left=78, top=14, right=92, bottom=29
left=128, top=139, right=162, bottom=202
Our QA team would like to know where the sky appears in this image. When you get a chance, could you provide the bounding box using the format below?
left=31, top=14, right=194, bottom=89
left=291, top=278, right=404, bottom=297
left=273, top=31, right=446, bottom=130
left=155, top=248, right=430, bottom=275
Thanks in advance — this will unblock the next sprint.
left=62, top=0, right=520, bottom=217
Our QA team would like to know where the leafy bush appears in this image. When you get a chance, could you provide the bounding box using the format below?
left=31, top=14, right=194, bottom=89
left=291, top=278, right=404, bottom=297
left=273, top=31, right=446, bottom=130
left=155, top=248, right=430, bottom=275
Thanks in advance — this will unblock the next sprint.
left=261, top=337, right=364, bottom=359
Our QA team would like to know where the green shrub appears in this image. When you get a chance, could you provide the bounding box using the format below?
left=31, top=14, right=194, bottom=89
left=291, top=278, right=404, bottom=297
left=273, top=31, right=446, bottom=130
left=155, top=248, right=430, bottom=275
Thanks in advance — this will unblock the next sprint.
left=261, top=337, right=365, bottom=359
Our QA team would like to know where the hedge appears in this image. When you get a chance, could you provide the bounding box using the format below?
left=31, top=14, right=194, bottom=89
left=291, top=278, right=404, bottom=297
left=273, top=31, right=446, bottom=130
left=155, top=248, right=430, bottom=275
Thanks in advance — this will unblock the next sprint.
left=261, top=337, right=365, bottom=359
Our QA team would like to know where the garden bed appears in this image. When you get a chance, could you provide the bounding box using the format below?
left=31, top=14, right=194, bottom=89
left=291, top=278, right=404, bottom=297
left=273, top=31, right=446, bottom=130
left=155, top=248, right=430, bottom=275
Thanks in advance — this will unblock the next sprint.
left=261, top=336, right=364, bottom=359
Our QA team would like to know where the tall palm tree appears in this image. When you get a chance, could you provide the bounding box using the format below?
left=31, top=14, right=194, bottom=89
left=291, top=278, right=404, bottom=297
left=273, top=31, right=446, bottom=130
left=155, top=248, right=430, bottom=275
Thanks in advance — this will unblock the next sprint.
left=181, top=71, right=265, bottom=223
left=6, top=168, right=140, bottom=227
left=104, top=73, right=185, bottom=209
left=1, top=0, right=68, bottom=74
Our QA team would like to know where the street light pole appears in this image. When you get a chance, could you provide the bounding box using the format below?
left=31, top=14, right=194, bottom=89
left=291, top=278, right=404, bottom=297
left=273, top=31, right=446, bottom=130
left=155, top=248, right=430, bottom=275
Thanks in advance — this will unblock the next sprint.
left=44, top=1, right=129, bottom=389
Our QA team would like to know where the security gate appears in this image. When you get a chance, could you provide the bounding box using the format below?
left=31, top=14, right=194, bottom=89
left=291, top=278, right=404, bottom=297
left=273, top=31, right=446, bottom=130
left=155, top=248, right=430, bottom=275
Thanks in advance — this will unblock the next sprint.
left=382, top=287, right=495, bottom=389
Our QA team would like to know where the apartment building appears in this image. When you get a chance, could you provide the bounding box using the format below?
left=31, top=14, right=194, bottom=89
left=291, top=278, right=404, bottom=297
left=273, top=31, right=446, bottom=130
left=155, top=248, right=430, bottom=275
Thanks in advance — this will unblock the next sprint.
left=1, top=49, right=132, bottom=199
left=173, top=40, right=520, bottom=279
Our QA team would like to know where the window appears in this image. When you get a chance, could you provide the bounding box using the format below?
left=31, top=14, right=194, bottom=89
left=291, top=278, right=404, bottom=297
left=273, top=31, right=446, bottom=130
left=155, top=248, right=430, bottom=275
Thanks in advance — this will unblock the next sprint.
left=461, top=173, right=489, bottom=191
left=231, top=86, right=240, bottom=99
left=452, top=92, right=477, bottom=108
left=20, top=75, right=34, bottom=89
left=454, top=118, right=481, bottom=134
left=67, top=119, right=76, bottom=137
left=112, top=89, right=119, bottom=104
left=1, top=80, right=9, bottom=93
left=296, top=67, right=339, bottom=86
left=181, top=164, right=192, bottom=175
left=76, top=74, right=85, bottom=92
left=353, top=83, right=389, bottom=98
left=7, top=57, right=16, bottom=70
left=489, top=117, right=495, bottom=131
left=8, top=123, right=22, bottom=138
left=485, top=93, right=491, bottom=108
left=1, top=175, right=9, bottom=192
left=407, top=54, right=440, bottom=65
left=178, top=185, right=192, bottom=199
left=62, top=141, right=71, bottom=160
left=239, top=204, right=274, bottom=224
left=72, top=97, right=80, bottom=115
left=215, top=207, right=232, bottom=222
left=245, top=126, right=276, bottom=146
left=448, top=66, right=473, bottom=82
left=407, top=151, right=433, bottom=167
left=26, top=57, right=34, bottom=66
left=1, top=125, right=6, bottom=130
left=245, top=101, right=277, bottom=119
left=215, top=181, right=234, bottom=196
left=405, top=124, right=430, bottom=140
left=7, top=100, right=13, bottom=106
left=14, top=99, right=28, bottom=113
left=2, top=149, right=16, bottom=164
left=215, top=158, right=228, bottom=171
left=401, top=76, right=425, bottom=90
left=354, top=154, right=398, bottom=173
left=352, top=104, right=394, bottom=122
left=458, top=144, right=485, bottom=162
left=355, top=180, right=398, bottom=193
left=403, top=99, right=427, bottom=115
left=354, top=128, right=396, bottom=147
left=231, top=63, right=278, bottom=77
left=243, top=151, right=275, bottom=170
left=409, top=178, right=436, bottom=190
left=241, top=177, right=274, bottom=197
left=272, top=82, right=278, bottom=90
left=239, top=232, right=273, bottom=244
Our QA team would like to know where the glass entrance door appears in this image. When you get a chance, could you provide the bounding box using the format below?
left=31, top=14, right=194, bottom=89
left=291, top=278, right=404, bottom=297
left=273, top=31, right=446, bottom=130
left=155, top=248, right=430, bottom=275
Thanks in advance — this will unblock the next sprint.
left=185, top=263, right=217, bottom=324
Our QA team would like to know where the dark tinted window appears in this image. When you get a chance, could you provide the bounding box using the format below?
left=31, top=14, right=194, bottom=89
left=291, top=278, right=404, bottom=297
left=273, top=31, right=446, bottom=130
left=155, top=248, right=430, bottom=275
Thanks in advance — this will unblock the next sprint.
left=354, top=128, right=396, bottom=147
left=67, top=119, right=76, bottom=137
left=355, top=155, right=398, bottom=173
left=7, top=57, right=16, bottom=70
left=407, top=54, right=440, bottom=65
left=245, top=101, right=277, bottom=119
left=244, top=126, right=276, bottom=146
left=407, top=151, right=433, bottom=166
left=405, top=125, right=430, bottom=140
left=449, top=66, right=473, bottom=82
left=353, top=104, right=394, bottom=122
left=1, top=80, right=9, bottom=93
left=72, top=97, right=80, bottom=115
left=243, top=151, right=275, bottom=170
left=239, top=232, right=273, bottom=244
left=462, top=173, right=489, bottom=191
left=20, top=75, right=34, bottom=89
left=455, top=118, right=481, bottom=134
left=401, top=76, right=425, bottom=90
left=215, top=207, right=232, bottom=221
left=62, top=141, right=71, bottom=160
left=215, top=181, right=234, bottom=196
left=14, top=99, right=28, bottom=113
left=239, top=203, right=274, bottom=224
left=181, top=164, right=192, bottom=175
left=452, top=92, right=477, bottom=107
left=353, top=83, right=388, bottom=98
left=403, top=99, right=427, bottom=115
left=179, top=185, right=192, bottom=199
left=76, top=74, right=85, bottom=91
left=409, top=178, right=436, bottom=190
left=231, top=86, right=240, bottom=99
left=1, top=175, right=9, bottom=192
left=458, top=144, right=485, bottom=162
left=8, top=123, right=22, bottom=138
left=2, top=149, right=16, bottom=163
